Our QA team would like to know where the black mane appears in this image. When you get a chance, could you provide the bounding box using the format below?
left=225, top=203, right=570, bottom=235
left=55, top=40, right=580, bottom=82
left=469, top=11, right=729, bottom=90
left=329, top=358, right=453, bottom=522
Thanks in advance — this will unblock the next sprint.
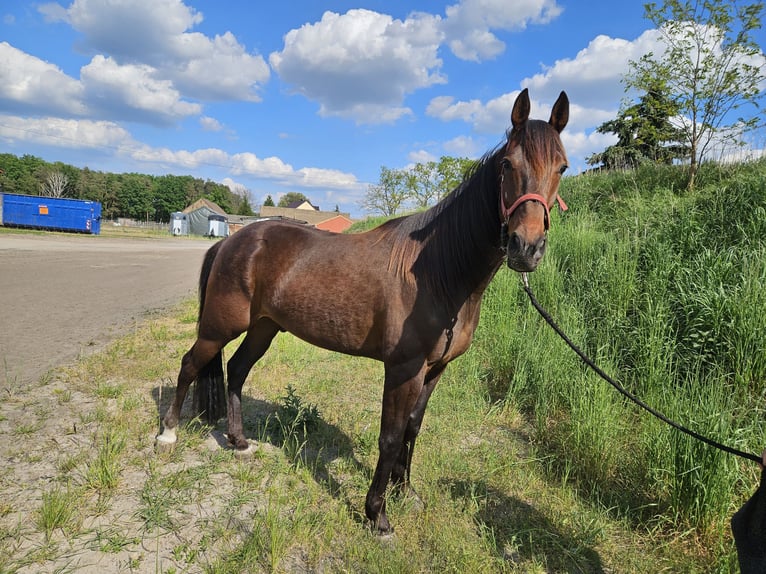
left=385, top=142, right=506, bottom=311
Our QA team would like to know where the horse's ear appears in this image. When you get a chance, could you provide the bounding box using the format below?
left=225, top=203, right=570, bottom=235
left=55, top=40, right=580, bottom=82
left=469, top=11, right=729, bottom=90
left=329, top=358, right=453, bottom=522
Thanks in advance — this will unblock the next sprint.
left=511, top=88, right=531, bottom=129
left=549, top=91, right=569, bottom=133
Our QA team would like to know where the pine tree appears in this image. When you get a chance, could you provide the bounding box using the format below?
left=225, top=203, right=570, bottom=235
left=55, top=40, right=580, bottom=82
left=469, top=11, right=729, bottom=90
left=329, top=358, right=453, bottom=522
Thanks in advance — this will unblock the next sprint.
left=587, top=82, right=688, bottom=169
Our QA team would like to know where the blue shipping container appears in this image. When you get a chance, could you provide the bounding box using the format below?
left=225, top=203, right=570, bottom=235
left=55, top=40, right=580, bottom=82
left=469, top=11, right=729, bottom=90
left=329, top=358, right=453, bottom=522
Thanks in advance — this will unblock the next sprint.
left=0, top=193, right=102, bottom=234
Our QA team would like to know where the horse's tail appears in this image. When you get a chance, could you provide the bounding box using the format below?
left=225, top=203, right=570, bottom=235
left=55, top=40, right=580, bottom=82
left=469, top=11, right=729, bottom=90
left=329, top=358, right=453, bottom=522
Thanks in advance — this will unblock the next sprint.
left=193, top=240, right=227, bottom=425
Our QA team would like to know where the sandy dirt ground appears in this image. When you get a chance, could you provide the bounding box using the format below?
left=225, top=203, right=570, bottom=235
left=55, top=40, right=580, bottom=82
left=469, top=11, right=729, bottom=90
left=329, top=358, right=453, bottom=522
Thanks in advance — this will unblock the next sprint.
left=0, top=232, right=213, bottom=388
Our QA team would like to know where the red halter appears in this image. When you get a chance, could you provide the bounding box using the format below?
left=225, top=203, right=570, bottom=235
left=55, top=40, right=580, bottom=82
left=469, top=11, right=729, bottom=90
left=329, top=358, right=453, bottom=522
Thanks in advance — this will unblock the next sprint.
left=500, top=192, right=568, bottom=231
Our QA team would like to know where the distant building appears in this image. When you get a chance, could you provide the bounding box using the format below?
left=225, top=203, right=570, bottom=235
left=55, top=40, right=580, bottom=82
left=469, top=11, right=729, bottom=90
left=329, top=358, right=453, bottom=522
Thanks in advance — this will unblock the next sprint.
left=316, top=214, right=355, bottom=233
left=179, top=197, right=354, bottom=236
left=287, top=200, right=319, bottom=211
left=182, top=198, right=227, bottom=236
left=259, top=205, right=354, bottom=233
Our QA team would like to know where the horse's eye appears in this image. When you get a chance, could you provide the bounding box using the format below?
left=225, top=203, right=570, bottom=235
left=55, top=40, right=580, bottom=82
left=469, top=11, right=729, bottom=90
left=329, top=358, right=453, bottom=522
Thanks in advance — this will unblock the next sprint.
left=559, top=164, right=568, bottom=175
left=501, top=157, right=512, bottom=171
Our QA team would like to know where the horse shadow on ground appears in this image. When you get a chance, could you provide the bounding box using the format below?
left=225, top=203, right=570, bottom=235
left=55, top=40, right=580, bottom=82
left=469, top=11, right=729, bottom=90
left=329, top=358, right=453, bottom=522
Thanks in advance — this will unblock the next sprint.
left=443, top=478, right=605, bottom=573
left=153, top=383, right=607, bottom=568
left=152, top=382, right=371, bottom=526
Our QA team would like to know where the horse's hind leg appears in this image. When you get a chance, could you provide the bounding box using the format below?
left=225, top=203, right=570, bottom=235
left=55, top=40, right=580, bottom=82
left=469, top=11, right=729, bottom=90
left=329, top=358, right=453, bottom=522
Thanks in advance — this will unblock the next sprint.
left=224, top=319, right=280, bottom=450
left=158, top=338, right=222, bottom=445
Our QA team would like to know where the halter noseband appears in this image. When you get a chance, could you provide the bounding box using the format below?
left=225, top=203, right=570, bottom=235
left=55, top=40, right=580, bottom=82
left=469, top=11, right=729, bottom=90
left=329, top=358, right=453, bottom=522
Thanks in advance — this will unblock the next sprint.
left=499, top=162, right=568, bottom=231
left=500, top=192, right=568, bottom=230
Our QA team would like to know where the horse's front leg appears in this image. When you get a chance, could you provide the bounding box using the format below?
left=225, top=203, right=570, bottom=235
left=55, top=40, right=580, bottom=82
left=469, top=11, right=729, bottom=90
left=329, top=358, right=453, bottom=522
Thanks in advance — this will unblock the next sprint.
left=225, top=382, right=248, bottom=450
left=390, top=365, right=445, bottom=504
left=365, top=361, right=425, bottom=534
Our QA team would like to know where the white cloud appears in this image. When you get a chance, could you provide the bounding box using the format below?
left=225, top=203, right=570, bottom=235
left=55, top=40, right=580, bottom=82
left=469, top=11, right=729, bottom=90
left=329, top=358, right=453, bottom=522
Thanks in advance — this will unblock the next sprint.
left=220, top=177, right=249, bottom=195
left=442, top=0, right=563, bottom=61
left=0, top=106, right=362, bottom=196
left=265, top=1, right=567, bottom=122
left=37, top=3, right=68, bottom=22
left=425, top=27, right=681, bottom=171
left=129, top=146, right=229, bottom=169
left=40, top=0, right=269, bottom=102
left=228, top=153, right=362, bottom=191
left=0, top=42, right=86, bottom=116
left=168, top=31, right=270, bottom=101
left=426, top=90, right=524, bottom=134
left=45, top=0, right=202, bottom=53
left=408, top=149, right=438, bottom=164
left=230, top=152, right=293, bottom=179
left=426, top=90, right=622, bottom=169
left=0, top=114, right=133, bottom=149
left=199, top=116, right=223, bottom=132
left=0, top=40, right=202, bottom=125
left=294, top=167, right=361, bottom=190
left=560, top=130, right=617, bottom=171
left=566, top=102, right=617, bottom=133
left=522, top=30, right=661, bottom=108
left=81, top=55, right=200, bottom=124
left=426, top=95, right=483, bottom=123
left=443, top=135, right=481, bottom=157
left=269, top=9, right=445, bottom=124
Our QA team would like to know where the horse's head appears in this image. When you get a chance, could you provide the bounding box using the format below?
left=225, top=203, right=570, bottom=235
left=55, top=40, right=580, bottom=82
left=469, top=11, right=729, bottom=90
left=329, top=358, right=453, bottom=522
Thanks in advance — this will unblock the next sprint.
left=499, top=88, right=569, bottom=272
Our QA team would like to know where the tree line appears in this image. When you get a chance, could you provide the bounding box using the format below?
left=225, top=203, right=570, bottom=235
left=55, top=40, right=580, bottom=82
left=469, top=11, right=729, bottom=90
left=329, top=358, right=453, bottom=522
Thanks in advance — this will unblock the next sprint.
left=0, top=153, right=254, bottom=221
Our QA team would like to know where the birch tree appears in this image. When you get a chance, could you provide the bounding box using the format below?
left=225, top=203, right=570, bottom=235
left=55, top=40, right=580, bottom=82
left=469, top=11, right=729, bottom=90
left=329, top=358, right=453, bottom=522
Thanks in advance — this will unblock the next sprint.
left=40, top=171, right=69, bottom=197
left=626, top=0, right=765, bottom=188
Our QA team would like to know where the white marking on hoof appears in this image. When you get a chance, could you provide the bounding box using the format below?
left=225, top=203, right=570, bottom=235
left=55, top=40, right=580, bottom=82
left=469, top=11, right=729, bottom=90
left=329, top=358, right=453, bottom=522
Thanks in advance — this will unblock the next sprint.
left=233, top=440, right=257, bottom=458
left=374, top=527, right=396, bottom=544
left=204, top=431, right=259, bottom=456
left=155, top=427, right=177, bottom=452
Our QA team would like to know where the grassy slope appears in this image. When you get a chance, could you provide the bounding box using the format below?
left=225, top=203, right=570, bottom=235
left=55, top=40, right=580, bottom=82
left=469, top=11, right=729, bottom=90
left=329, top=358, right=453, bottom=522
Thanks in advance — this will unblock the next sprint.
left=2, top=160, right=764, bottom=572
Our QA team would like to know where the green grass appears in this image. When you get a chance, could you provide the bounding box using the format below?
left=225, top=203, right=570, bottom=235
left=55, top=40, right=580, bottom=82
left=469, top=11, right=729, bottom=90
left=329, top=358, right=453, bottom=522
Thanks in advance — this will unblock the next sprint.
left=475, top=158, right=766, bottom=566
left=2, top=159, right=765, bottom=571
left=36, top=485, right=79, bottom=539
left=84, top=428, right=127, bottom=493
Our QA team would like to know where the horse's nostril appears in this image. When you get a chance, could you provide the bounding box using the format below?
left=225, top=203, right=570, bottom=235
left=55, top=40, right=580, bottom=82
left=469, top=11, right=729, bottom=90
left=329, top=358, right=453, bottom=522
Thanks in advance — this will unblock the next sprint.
left=507, top=232, right=523, bottom=252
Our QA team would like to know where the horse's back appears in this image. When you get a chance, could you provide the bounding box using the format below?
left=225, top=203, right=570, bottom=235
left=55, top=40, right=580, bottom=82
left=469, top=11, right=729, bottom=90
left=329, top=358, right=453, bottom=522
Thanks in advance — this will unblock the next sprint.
left=205, top=220, right=399, bottom=357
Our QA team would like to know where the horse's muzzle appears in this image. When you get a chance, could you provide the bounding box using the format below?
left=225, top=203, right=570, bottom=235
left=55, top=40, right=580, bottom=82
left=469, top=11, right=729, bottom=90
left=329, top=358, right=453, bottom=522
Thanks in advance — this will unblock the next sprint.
left=505, top=231, right=547, bottom=272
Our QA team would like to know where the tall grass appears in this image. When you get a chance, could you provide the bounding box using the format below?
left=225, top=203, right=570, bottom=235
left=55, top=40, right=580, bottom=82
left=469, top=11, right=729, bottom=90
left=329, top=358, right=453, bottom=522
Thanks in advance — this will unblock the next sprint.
left=467, top=158, right=766, bottom=543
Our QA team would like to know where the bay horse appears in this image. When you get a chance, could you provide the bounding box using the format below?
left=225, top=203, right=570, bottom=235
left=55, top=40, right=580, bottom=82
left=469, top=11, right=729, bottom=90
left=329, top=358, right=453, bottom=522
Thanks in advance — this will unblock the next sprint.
left=157, top=88, right=569, bottom=533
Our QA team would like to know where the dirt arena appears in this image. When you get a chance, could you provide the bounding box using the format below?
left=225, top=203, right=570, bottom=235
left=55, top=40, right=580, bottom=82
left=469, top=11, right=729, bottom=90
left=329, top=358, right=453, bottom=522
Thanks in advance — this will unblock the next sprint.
left=0, top=232, right=213, bottom=388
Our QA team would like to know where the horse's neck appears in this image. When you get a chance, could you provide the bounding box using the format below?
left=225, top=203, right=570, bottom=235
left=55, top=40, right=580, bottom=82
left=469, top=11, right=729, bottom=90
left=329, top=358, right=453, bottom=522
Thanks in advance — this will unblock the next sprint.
left=421, top=183, right=504, bottom=310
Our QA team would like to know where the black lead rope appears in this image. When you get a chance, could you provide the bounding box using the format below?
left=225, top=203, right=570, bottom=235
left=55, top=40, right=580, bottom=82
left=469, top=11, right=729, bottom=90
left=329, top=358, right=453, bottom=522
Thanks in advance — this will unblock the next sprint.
left=520, top=272, right=762, bottom=465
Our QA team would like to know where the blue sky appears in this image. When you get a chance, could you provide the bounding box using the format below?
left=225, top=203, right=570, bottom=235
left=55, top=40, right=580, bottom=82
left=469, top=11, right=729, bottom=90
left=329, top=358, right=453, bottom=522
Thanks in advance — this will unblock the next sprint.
left=0, top=1, right=762, bottom=217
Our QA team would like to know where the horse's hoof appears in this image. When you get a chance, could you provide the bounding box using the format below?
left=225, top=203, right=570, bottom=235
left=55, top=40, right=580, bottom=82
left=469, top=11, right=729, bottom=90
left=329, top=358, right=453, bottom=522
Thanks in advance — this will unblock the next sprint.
left=234, top=443, right=257, bottom=458
left=155, top=438, right=176, bottom=454
left=155, top=428, right=177, bottom=453
left=227, top=436, right=256, bottom=458
left=373, top=524, right=395, bottom=542
left=367, top=517, right=394, bottom=538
